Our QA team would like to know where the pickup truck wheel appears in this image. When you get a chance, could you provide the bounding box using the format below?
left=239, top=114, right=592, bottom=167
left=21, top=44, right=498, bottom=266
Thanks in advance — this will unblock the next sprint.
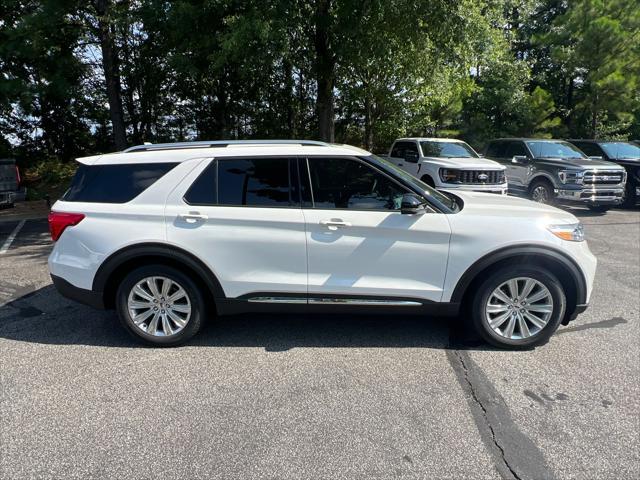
left=471, top=266, right=566, bottom=349
left=420, top=175, right=435, bottom=188
left=621, top=180, right=637, bottom=208
left=116, top=265, right=205, bottom=346
left=529, top=179, right=555, bottom=205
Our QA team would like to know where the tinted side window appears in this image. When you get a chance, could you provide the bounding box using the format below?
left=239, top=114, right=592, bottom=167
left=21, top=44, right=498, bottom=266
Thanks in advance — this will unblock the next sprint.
left=63, top=163, right=177, bottom=203
left=390, top=141, right=418, bottom=158
left=217, top=157, right=294, bottom=207
left=486, top=142, right=505, bottom=157
left=307, top=157, right=406, bottom=210
left=504, top=142, right=528, bottom=157
left=184, top=161, right=216, bottom=205
left=574, top=143, right=601, bottom=157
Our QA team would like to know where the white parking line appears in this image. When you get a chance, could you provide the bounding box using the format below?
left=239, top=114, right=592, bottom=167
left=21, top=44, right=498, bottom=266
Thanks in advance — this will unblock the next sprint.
left=0, top=219, right=26, bottom=254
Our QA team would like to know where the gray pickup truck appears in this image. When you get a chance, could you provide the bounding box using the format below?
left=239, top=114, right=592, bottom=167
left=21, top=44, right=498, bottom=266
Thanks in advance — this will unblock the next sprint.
left=484, top=138, right=627, bottom=212
left=0, top=159, right=19, bottom=208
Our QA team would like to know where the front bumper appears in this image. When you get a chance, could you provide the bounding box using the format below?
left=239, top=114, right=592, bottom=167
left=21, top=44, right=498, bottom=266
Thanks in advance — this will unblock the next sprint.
left=438, top=183, right=508, bottom=195
left=556, top=186, right=624, bottom=205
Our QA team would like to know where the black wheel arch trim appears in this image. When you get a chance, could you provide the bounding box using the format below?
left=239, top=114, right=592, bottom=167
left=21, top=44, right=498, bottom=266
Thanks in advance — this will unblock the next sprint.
left=92, top=242, right=226, bottom=303
left=450, top=245, right=587, bottom=307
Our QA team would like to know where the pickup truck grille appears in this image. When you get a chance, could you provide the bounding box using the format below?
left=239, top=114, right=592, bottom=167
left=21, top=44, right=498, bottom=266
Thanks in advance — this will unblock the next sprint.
left=447, top=169, right=505, bottom=185
left=583, top=170, right=624, bottom=185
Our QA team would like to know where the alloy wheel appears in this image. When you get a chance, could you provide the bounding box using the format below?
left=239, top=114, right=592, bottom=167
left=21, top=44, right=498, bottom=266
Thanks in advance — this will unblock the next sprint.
left=531, top=185, right=550, bottom=204
left=485, top=277, right=553, bottom=340
left=127, top=276, right=192, bottom=337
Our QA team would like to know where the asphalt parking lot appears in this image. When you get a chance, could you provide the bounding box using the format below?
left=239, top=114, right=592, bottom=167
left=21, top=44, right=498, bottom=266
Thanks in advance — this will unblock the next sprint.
left=0, top=207, right=638, bottom=479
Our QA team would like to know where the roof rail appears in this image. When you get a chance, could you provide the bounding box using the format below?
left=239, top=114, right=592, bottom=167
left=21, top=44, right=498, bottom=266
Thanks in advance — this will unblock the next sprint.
left=123, top=139, right=329, bottom=153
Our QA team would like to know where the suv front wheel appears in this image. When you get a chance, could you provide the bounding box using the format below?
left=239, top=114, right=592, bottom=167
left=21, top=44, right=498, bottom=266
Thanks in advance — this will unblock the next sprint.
left=116, top=265, right=205, bottom=346
left=471, top=266, right=566, bottom=349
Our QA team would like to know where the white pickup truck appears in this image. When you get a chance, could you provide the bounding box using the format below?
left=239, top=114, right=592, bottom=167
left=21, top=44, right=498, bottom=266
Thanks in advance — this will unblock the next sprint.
left=383, top=137, right=508, bottom=194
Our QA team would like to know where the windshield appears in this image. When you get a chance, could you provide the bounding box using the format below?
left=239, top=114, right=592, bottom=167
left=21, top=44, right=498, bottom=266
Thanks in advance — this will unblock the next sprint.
left=599, top=142, right=640, bottom=159
left=526, top=141, right=586, bottom=159
left=420, top=141, right=478, bottom=158
left=365, top=154, right=458, bottom=212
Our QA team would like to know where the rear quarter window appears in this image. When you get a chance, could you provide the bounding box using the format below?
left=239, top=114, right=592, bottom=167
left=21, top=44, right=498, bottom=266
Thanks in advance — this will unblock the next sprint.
left=63, top=163, right=177, bottom=203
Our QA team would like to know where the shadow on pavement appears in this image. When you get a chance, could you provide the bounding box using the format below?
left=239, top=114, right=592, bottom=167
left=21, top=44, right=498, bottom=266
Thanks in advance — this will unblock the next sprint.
left=0, top=284, right=497, bottom=351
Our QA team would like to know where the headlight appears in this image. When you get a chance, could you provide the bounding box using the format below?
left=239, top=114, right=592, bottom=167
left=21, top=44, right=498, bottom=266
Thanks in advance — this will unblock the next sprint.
left=558, top=170, right=584, bottom=184
left=547, top=223, right=585, bottom=242
left=439, top=169, right=459, bottom=183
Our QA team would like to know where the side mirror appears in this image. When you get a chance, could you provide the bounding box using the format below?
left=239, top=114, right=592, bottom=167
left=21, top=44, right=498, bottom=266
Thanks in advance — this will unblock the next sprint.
left=401, top=194, right=426, bottom=215
left=512, top=155, right=529, bottom=165
left=405, top=151, right=419, bottom=163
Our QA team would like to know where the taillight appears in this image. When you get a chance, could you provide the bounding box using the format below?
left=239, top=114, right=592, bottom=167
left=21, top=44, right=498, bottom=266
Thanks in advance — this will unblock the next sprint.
left=15, top=166, right=21, bottom=185
left=48, top=212, right=85, bottom=241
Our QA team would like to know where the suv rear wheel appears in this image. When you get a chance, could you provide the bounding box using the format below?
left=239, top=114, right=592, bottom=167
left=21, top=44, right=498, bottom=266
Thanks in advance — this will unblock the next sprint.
left=471, top=266, right=566, bottom=349
left=116, top=265, right=205, bottom=346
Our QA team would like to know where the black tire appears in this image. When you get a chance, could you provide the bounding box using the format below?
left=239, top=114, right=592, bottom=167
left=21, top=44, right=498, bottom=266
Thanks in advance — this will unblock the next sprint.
left=529, top=179, right=555, bottom=205
left=471, top=266, right=566, bottom=349
left=621, top=179, right=637, bottom=208
left=116, top=265, right=205, bottom=346
left=420, top=175, right=435, bottom=187
left=587, top=205, right=610, bottom=213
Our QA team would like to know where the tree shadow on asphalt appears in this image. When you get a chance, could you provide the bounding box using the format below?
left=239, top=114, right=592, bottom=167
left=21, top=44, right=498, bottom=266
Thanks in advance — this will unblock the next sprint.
left=0, top=284, right=499, bottom=351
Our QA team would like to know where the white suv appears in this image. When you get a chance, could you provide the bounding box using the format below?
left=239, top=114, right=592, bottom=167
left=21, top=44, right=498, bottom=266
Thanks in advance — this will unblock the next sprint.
left=48, top=140, right=596, bottom=348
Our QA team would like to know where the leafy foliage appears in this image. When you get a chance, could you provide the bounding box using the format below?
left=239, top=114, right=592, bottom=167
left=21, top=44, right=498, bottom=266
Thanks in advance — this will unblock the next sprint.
left=0, top=0, right=638, bottom=167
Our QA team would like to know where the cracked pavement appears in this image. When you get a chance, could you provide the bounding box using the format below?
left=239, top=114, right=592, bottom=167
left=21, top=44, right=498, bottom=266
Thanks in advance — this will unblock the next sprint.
left=0, top=208, right=638, bottom=479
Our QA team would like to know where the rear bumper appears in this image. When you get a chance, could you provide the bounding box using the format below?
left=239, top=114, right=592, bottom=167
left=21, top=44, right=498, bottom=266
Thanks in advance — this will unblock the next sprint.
left=51, top=274, right=105, bottom=309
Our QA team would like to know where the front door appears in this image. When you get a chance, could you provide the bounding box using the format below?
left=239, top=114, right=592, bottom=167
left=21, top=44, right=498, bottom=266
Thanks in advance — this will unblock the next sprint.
left=302, top=156, right=451, bottom=303
left=165, top=156, right=308, bottom=299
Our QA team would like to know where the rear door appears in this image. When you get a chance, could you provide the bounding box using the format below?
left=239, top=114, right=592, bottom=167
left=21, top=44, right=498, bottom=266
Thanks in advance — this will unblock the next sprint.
left=165, top=156, right=308, bottom=299
left=301, top=156, right=451, bottom=303
left=503, top=141, right=531, bottom=187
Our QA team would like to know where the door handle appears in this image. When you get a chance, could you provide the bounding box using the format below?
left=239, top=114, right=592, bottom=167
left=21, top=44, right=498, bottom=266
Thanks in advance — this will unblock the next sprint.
left=178, top=212, right=208, bottom=223
left=320, top=219, right=351, bottom=230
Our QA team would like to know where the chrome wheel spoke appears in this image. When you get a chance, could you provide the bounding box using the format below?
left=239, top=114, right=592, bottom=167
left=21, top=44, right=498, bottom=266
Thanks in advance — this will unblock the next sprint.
left=146, top=278, right=161, bottom=298
left=507, top=279, right=519, bottom=300
left=161, top=314, right=174, bottom=336
left=129, top=300, right=154, bottom=310
left=523, top=310, right=547, bottom=329
left=526, top=303, right=553, bottom=313
left=170, top=303, right=190, bottom=313
left=133, top=285, right=154, bottom=302
left=492, top=289, right=512, bottom=305
left=128, top=276, right=192, bottom=337
left=168, top=287, right=187, bottom=303
left=526, top=289, right=549, bottom=304
left=147, top=313, right=160, bottom=335
left=167, top=310, right=187, bottom=328
left=520, top=279, right=536, bottom=299
left=489, top=311, right=511, bottom=329
left=132, top=308, right=154, bottom=325
left=487, top=303, right=509, bottom=314
left=517, top=312, right=531, bottom=338
left=503, top=316, right=516, bottom=338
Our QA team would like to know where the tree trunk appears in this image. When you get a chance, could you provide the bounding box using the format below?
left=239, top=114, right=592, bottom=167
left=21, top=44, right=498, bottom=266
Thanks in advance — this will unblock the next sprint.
left=314, top=0, right=335, bottom=142
left=363, top=90, right=373, bottom=151
left=94, top=0, right=127, bottom=150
